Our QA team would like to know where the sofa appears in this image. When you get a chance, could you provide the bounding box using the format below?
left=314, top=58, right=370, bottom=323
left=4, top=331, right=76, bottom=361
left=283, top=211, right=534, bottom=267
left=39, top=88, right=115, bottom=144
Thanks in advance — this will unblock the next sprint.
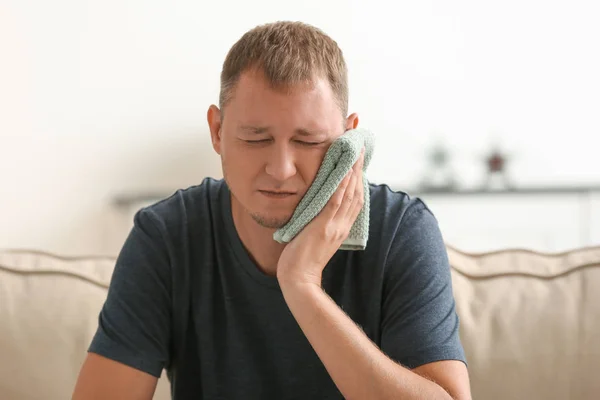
left=1, top=245, right=599, bottom=400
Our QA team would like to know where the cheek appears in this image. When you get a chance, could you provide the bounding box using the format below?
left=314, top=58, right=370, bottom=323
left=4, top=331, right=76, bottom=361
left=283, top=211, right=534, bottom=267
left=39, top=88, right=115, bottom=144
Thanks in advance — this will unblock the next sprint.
left=299, top=148, right=327, bottom=183
left=222, top=145, right=263, bottom=182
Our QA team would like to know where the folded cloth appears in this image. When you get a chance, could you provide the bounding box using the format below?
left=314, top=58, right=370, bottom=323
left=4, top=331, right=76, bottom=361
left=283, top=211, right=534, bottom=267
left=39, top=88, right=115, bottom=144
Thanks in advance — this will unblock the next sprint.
left=273, top=127, right=375, bottom=250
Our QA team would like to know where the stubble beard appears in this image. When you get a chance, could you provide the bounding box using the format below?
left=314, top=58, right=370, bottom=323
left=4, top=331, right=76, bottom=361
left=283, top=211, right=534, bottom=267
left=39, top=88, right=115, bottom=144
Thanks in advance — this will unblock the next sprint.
left=249, top=212, right=291, bottom=229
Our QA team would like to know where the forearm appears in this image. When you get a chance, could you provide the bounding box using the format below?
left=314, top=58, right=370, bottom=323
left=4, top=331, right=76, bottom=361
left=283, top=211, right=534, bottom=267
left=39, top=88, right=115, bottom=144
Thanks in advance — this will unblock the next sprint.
left=279, top=281, right=453, bottom=400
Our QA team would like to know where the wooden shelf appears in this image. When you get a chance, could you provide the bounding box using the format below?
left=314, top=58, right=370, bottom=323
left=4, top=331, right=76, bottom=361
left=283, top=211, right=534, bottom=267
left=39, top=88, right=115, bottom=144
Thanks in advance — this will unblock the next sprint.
left=412, top=186, right=600, bottom=196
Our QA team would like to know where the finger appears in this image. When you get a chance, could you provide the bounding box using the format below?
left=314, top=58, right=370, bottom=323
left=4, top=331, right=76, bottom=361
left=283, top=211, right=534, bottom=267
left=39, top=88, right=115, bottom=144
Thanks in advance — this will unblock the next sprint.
left=336, top=151, right=363, bottom=219
left=348, top=168, right=364, bottom=224
left=326, top=169, right=353, bottom=216
left=335, top=165, right=359, bottom=219
left=346, top=151, right=365, bottom=222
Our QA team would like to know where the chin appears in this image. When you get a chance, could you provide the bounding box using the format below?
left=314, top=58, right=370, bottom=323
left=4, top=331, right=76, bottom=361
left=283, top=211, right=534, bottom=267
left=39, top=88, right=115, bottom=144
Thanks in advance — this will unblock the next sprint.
left=227, top=180, right=295, bottom=228
left=249, top=211, right=292, bottom=229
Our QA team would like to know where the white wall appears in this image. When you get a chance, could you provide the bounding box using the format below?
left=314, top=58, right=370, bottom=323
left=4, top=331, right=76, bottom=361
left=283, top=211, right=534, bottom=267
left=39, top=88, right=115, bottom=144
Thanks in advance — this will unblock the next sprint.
left=1, top=0, right=599, bottom=256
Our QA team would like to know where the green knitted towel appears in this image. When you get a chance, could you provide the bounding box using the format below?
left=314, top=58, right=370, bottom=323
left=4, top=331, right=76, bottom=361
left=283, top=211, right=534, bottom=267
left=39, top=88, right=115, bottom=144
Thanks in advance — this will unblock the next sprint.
left=273, top=127, right=375, bottom=250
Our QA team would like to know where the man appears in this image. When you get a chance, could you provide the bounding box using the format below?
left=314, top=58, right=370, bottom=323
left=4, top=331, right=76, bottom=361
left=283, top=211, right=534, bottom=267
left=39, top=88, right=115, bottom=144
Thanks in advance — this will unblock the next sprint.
left=73, top=21, right=471, bottom=399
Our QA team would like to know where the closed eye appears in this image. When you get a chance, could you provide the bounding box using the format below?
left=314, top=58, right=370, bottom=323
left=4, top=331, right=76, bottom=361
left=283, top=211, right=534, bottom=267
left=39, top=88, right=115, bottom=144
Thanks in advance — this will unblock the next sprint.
left=243, top=139, right=323, bottom=146
left=295, top=140, right=324, bottom=146
left=244, top=139, right=272, bottom=144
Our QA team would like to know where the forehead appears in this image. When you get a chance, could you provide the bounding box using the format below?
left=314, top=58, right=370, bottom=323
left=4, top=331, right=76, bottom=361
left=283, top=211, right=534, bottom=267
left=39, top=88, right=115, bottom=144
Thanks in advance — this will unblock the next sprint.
left=226, top=69, right=343, bottom=130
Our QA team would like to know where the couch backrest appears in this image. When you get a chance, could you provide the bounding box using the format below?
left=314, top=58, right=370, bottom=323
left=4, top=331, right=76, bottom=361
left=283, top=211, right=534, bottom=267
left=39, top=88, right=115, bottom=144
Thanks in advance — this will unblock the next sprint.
left=0, top=250, right=171, bottom=400
left=448, top=245, right=600, bottom=400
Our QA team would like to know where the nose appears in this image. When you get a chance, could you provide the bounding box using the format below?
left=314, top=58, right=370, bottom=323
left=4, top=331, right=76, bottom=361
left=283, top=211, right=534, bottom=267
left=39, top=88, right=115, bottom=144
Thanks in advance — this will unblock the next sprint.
left=265, top=143, right=297, bottom=181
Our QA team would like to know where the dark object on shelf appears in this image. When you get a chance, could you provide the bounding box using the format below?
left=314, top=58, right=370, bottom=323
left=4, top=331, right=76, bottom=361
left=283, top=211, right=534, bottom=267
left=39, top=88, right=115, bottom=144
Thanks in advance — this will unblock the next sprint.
left=483, top=145, right=512, bottom=190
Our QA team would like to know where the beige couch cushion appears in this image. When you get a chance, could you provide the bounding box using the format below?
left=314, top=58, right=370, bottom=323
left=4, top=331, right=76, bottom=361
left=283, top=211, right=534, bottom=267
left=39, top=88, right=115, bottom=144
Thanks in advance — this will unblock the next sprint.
left=2, top=246, right=599, bottom=399
left=0, top=250, right=170, bottom=400
left=449, top=245, right=600, bottom=400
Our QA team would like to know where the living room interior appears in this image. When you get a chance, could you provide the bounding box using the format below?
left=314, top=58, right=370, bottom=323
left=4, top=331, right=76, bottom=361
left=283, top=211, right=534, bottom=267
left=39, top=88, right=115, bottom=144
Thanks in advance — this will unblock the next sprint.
left=1, top=1, right=599, bottom=399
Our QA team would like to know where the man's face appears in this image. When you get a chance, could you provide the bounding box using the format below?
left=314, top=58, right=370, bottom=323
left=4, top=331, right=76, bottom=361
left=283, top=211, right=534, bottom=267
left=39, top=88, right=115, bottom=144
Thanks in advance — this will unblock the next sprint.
left=208, top=69, right=357, bottom=229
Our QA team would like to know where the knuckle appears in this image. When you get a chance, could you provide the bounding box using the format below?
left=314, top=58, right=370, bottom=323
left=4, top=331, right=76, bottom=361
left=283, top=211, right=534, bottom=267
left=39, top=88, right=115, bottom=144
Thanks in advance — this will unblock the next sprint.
left=331, top=198, right=343, bottom=208
left=324, top=226, right=337, bottom=239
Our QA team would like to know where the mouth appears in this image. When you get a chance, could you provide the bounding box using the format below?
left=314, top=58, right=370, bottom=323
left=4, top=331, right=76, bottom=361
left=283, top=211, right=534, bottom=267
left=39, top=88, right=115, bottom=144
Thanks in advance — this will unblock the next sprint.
left=259, top=190, right=297, bottom=198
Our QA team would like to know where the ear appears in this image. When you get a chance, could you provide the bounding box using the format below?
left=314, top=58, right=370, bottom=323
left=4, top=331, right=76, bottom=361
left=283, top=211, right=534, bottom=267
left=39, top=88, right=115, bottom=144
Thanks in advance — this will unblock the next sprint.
left=345, top=113, right=359, bottom=131
left=207, top=105, right=223, bottom=155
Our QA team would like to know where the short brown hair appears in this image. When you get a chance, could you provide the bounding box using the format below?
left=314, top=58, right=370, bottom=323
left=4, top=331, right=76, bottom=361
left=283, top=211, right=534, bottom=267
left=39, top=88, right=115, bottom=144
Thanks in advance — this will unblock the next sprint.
left=219, top=21, right=349, bottom=117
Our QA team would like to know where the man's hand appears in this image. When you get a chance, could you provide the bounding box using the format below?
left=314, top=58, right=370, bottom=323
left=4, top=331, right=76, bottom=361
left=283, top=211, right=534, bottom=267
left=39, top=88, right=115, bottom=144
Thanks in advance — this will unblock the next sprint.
left=276, top=149, right=365, bottom=287
left=275, top=149, right=471, bottom=400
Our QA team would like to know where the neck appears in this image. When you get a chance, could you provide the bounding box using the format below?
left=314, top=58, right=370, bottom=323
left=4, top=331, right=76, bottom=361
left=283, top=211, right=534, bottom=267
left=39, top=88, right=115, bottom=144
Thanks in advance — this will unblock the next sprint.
left=230, top=194, right=286, bottom=277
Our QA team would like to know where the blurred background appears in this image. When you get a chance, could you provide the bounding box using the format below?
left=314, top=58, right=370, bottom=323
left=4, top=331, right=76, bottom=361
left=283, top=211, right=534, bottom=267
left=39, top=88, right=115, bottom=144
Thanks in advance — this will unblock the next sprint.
left=1, top=0, right=599, bottom=256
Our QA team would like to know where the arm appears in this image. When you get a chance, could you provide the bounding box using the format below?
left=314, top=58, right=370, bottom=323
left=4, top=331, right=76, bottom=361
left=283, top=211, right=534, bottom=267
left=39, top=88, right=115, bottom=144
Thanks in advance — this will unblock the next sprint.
left=276, top=153, right=471, bottom=399
left=73, top=208, right=172, bottom=399
left=73, top=353, right=157, bottom=400
left=279, top=280, right=469, bottom=400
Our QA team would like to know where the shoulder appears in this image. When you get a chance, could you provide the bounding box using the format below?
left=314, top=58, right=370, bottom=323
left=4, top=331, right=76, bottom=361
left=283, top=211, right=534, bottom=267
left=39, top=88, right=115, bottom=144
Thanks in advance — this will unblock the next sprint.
left=136, top=178, right=224, bottom=225
left=368, top=182, right=437, bottom=238
left=367, top=183, right=447, bottom=272
left=132, top=178, right=225, bottom=244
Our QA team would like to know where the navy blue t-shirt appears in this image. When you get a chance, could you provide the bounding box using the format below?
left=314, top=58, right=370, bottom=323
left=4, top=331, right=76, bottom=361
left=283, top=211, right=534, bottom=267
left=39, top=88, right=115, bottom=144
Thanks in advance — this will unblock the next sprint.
left=89, top=178, right=466, bottom=399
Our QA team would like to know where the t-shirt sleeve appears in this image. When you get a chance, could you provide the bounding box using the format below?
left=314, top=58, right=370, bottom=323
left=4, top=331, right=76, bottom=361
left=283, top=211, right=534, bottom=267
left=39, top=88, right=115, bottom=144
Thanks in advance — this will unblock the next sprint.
left=88, top=208, right=172, bottom=378
left=380, top=199, right=466, bottom=369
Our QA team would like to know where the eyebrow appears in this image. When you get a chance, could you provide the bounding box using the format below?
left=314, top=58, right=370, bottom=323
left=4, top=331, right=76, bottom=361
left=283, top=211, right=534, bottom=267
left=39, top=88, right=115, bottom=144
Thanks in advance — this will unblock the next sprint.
left=295, top=128, right=327, bottom=137
left=240, top=125, right=270, bottom=134
left=239, top=125, right=327, bottom=137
